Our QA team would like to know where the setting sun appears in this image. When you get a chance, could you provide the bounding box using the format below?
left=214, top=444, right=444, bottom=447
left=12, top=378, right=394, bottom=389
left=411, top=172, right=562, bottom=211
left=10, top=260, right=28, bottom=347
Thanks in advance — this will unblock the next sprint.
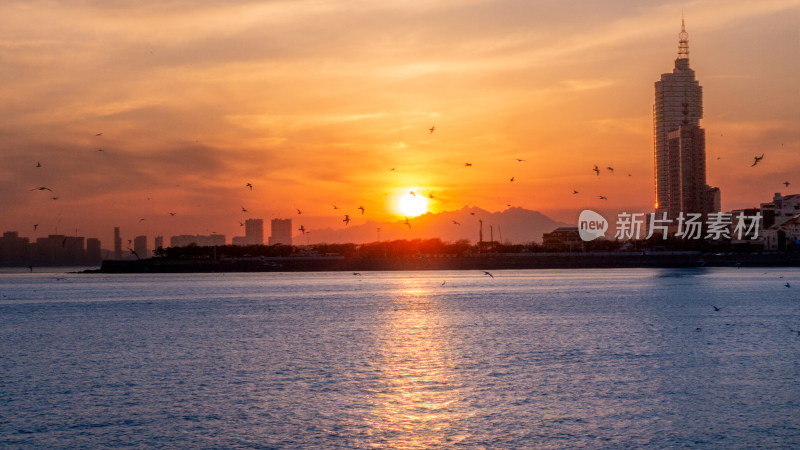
left=396, top=191, right=429, bottom=217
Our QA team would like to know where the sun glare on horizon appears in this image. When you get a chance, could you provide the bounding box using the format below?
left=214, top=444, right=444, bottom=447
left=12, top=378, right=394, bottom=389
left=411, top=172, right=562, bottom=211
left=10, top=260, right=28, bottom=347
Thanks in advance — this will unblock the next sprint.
left=396, top=190, right=429, bottom=217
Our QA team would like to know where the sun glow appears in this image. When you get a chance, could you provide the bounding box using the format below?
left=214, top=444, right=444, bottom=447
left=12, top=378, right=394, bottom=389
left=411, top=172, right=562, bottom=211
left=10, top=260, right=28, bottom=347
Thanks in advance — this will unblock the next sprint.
left=396, top=190, right=429, bottom=217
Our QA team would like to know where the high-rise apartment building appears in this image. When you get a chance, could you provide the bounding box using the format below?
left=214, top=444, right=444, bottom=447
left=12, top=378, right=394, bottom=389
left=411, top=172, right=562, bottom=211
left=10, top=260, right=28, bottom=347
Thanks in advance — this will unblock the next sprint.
left=653, top=20, right=720, bottom=219
left=268, top=218, right=292, bottom=246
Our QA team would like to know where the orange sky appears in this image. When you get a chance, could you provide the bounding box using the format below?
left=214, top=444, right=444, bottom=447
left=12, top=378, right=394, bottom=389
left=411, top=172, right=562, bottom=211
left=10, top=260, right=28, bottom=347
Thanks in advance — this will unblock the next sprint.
left=1, top=0, right=799, bottom=246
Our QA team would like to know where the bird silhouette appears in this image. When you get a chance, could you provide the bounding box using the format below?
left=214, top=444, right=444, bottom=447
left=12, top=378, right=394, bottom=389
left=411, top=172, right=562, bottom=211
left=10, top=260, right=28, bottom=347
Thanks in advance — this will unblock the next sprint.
left=33, top=224, right=38, bottom=231
left=358, top=206, right=365, bottom=215
left=298, top=225, right=306, bottom=234
left=429, top=126, right=435, bottom=134
left=573, top=190, right=579, bottom=194
left=483, top=271, right=494, bottom=278
left=238, top=221, right=244, bottom=227
left=607, top=166, right=614, bottom=173
left=51, top=197, right=59, bottom=200
left=409, top=191, right=415, bottom=197
left=510, top=177, right=515, bottom=182
left=593, top=165, right=600, bottom=176
left=332, top=204, right=339, bottom=210
left=35, top=162, right=41, bottom=168
left=403, top=217, right=411, bottom=228
left=30, top=186, right=53, bottom=191
left=783, top=181, right=790, bottom=187
left=711, top=305, right=722, bottom=311
left=246, top=183, right=253, bottom=190
left=516, top=158, right=526, bottom=162
left=127, top=247, right=140, bottom=260
left=785, top=282, right=791, bottom=288
left=169, top=212, right=176, bottom=216
left=353, top=272, right=362, bottom=276
left=598, top=195, right=608, bottom=200
left=296, top=209, right=302, bottom=214
left=751, top=153, right=764, bottom=166
left=343, top=214, right=350, bottom=225
left=428, top=193, right=434, bottom=199
left=452, top=220, right=460, bottom=225
left=241, top=207, right=248, bottom=212
left=464, top=163, right=472, bottom=167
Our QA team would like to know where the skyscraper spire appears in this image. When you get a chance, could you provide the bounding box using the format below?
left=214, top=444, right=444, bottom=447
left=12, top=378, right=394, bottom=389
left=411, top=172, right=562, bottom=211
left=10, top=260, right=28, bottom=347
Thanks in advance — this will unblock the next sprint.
left=678, top=16, right=689, bottom=59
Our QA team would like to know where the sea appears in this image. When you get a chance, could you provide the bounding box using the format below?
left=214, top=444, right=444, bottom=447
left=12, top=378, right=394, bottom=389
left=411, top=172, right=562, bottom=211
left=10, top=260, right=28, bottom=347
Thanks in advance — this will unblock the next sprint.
left=1, top=267, right=799, bottom=448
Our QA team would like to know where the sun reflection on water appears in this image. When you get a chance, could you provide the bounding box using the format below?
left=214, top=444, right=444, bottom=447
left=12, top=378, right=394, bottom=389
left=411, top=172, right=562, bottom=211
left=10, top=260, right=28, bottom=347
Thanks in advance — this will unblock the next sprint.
left=367, top=280, right=468, bottom=448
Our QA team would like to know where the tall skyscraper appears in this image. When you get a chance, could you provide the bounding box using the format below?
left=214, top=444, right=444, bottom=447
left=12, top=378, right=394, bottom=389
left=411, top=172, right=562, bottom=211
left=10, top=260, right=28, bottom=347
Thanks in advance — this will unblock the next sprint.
left=245, top=219, right=264, bottom=245
left=653, top=19, right=720, bottom=219
left=268, top=218, right=292, bottom=246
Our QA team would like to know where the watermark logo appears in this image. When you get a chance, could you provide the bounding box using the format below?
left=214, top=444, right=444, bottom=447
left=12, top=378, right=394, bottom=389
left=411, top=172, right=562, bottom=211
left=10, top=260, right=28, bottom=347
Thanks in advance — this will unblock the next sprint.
left=578, top=209, right=608, bottom=241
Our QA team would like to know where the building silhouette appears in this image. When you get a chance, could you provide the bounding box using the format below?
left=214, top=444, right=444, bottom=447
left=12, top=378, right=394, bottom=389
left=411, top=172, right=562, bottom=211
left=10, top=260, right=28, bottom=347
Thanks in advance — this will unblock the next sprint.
left=133, top=235, right=147, bottom=259
left=653, top=19, right=720, bottom=219
left=268, top=218, right=292, bottom=246
left=170, top=234, right=226, bottom=248
left=114, top=227, right=122, bottom=260
left=233, top=218, right=264, bottom=246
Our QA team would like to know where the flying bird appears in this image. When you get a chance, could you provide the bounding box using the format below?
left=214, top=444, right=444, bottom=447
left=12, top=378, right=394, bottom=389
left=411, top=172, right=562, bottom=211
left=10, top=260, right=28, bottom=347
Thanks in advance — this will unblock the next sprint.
left=241, top=207, right=248, bottom=212
left=516, top=158, right=525, bottom=162
left=785, top=282, right=792, bottom=288
left=409, top=191, right=415, bottom=197
left=35, top=162, right=41, bottom=168
left=358, top=206, right=365, bottom=215
left=169, top=212, right=176, bottom=216
left=403, top=217, right=411, bottom=229
left=139, top=218, right=146, bottom=222
left=783, top=181, right=790, bottom=187
left=33, top=224, right=39, bottom=231
left=298, top=225, right=306, bottom=234
left=390, top=168, right=395, bottom=171
left=95, top=133, right=103, bottom=136
left=97, top=149, right=104, bottom=152
left=483, top=271, right=494, bottom=278
left=573, top=190, right=579, bottom=194
left=428, top=193, right=434, bottom=199
left=332, top=204, right=339, bottom=210
left=464, top=163, right=472, bottom=167
left=127, top=247, right=140, bottom=260
left=246, top=183, right=253, bottom=190
left=593, top=165, right=600, bottom=176
left=510, top=177, right=515, bottom=182
left=429, top=126, right=435, bottom=134
left=239, top=221, right=244, bottom=227
left=751, top=153, right=764, bottom=166
left=711, top=305, right=722, bottom=311
left=453, top=220, right=460, bottom=225
left=51, top=197, right=59, bottom=200
left=598, top=195, right=608, bottom=200
left=343, top=214, right=350, bottom=225
left=30, top=186, right=53, bottom=191
left=607, top=166, right=614, bottom=173
left=296, top=209, right=302, bottom=214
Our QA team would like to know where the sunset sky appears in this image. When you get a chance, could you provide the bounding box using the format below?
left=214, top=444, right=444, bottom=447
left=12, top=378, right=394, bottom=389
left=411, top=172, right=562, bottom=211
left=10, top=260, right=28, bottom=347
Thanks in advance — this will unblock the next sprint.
left=2, top=0, right=799, bottom=246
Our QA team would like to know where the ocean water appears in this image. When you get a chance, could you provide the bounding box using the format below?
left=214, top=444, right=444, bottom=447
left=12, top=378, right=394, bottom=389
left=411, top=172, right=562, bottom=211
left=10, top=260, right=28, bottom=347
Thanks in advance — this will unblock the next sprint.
left=1, top=268, right=799, bottom=448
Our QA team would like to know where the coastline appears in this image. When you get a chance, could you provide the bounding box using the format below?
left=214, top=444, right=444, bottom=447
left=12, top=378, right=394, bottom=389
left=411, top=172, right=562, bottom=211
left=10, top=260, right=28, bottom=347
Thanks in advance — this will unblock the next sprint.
left=88, top=252, right=800, bottom=273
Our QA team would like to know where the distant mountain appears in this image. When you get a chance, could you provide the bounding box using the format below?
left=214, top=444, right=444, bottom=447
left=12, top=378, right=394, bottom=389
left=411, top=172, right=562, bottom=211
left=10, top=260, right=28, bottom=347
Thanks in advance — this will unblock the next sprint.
left=296, top=206, right=570, bottom=244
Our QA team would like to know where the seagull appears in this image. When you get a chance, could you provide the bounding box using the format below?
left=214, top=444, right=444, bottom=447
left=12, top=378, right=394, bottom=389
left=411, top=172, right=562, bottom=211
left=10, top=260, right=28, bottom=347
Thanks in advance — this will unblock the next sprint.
left=139, top=218, right=146, bottom=222
left=390, top=168, right=395, bottom=171
left=241, top=207, right=248, bottom=212
left=429, top=126, right=435, bottom=134
left=711, top=305, right=722, bottom=311
left=409, top=191, right=415, bottom=197
left=97, top=149, right=104, bottom=152
left=403, top=217, right=411, bottom=228
left=785, top=282, right=791, bottom=288
left=246, top=183, right=253, bottom=190
left=598, top=195, right=608, bottom=200
left=358, top=206, right=365, bottom=215
left=51, top=197, right=59, bottom=200
left=452, top=220, right=460, bottom=225
left=343, top=214, right=350, bottom=225
left=238, top=221, right=244, bottom=227
left=573, top=190, right=579, bottom=194
left=428, top=193, right=434, bottom=199
left=169, top=212, right=176, bottom=216
left=127, top=247, right=140, bottom=260
left=35, top=162, right=41, bottom=167
left=33, top=224, right=38, bottom=231
left=298, top=225, right=306, bottom=235
left=95, top=133, right=103, bottom=136
left=464, top=163, right=472, bottom=167
left=353, top=272, right=362, bottom=276
left=607, top=166, right=614, bottom=173
left=751, top=153, right=764, bottom=166
left=510, top=177, right=515, bottom=182
left=516, top=158, right=525, bottom=162
left=593, top=165, right=600, bottom=176
left=483, top=271, right=494, bottom=278
left=332, top=204, right=339, bottom=210
left=30, top=186, right=53, bottom=191
left=783, top=181, right=790, bottom=187
left=296, top=209, right=302, bottom=214
left=441, top=281, right=446, bottom=286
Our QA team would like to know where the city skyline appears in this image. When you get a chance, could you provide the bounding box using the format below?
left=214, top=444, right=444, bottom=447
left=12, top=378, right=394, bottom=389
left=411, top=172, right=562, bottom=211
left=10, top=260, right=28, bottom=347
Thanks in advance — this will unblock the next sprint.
left=2, top=1, right=799, bottom=247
